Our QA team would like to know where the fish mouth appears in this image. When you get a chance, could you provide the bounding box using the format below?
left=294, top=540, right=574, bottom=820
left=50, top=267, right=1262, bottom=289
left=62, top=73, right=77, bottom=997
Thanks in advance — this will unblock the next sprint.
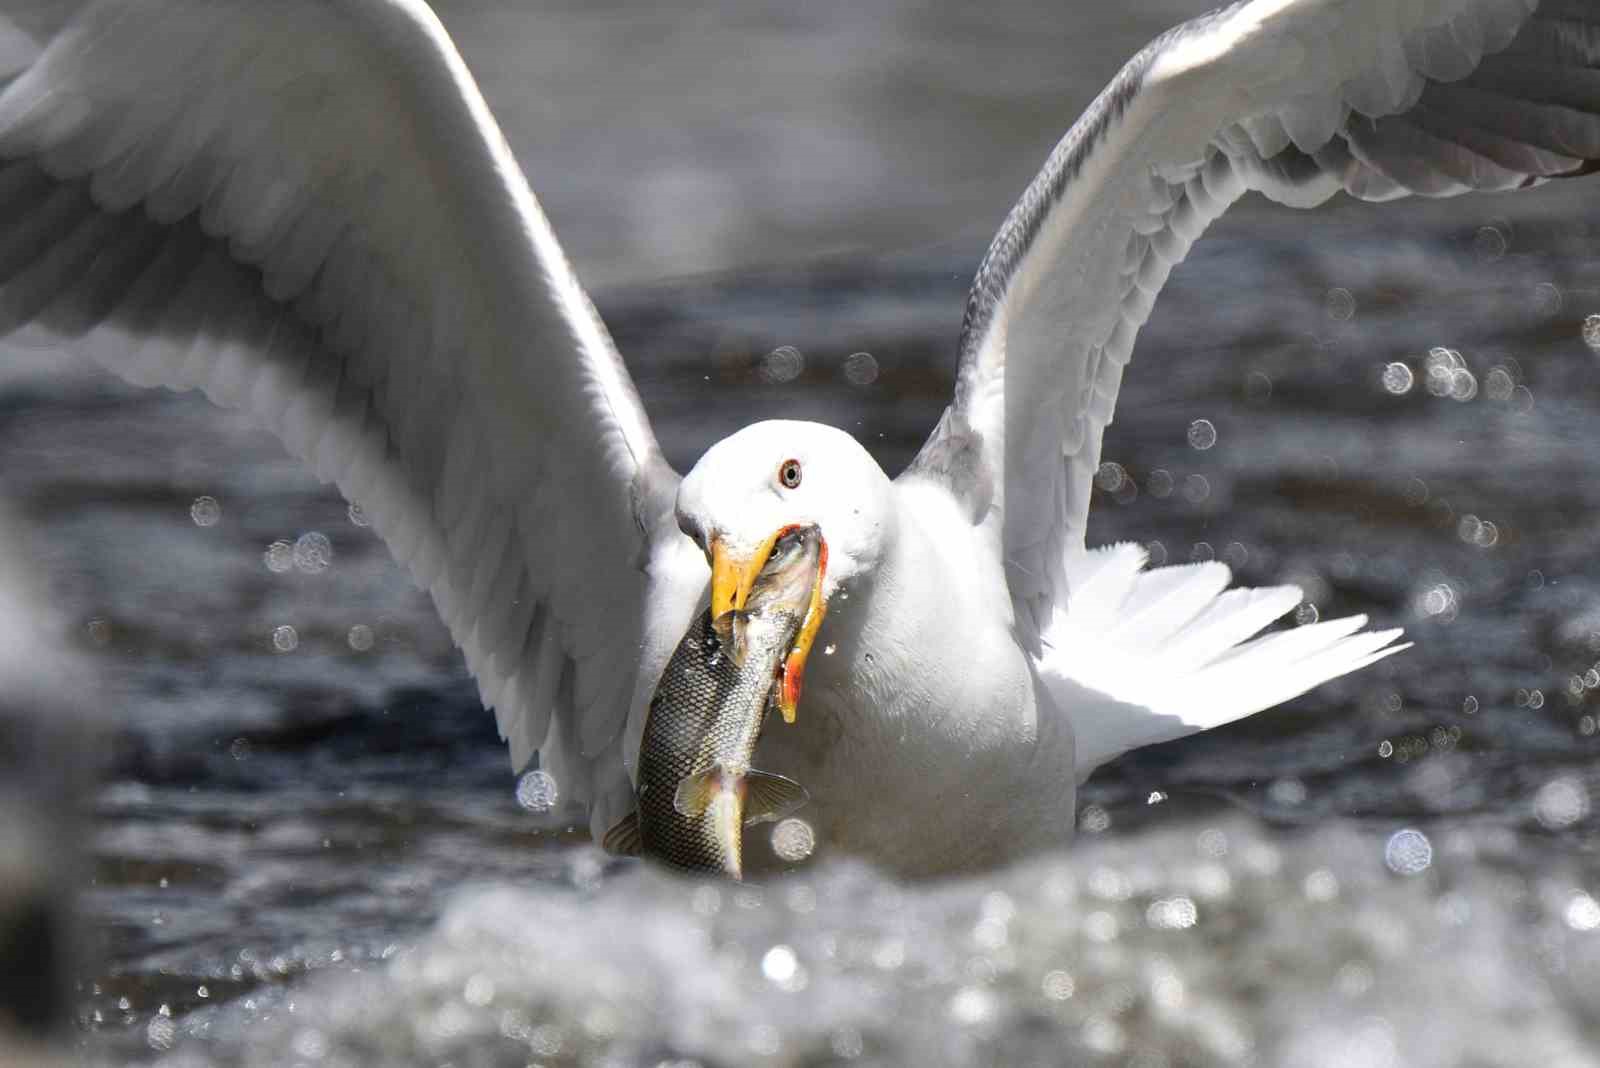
left=709, top=523, right=828, bottom=724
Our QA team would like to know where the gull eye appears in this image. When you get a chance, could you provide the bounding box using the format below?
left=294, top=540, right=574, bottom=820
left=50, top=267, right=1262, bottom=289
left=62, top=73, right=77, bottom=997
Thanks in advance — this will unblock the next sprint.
left=777, top=458, right=802, bottom=489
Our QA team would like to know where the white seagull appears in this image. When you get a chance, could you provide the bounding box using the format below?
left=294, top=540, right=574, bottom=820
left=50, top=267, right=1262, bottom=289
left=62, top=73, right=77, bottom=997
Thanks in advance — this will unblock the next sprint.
left=0, top=0, right=1591, bottom=875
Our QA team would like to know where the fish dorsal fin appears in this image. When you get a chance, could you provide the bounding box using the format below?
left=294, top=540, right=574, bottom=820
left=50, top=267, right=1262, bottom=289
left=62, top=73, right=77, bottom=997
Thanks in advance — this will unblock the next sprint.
left=673, top=767, right=727, bottom=818
left=601, top=810, right=642, bottom=856
left=743, top=770, right=809, bottom=825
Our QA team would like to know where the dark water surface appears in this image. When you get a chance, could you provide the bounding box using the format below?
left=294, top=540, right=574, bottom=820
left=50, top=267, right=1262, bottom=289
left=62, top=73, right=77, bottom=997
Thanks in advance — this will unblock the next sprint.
left=5, top=2, right=1600, bottom=1064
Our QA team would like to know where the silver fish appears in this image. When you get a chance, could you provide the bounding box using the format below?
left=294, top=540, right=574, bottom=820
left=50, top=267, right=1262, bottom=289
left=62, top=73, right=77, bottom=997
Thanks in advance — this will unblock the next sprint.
left=604, top=524, right=825, bottom=877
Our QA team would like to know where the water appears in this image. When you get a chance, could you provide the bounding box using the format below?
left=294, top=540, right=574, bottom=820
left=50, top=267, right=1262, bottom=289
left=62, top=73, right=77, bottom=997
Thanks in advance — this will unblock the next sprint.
left=5, top=1, right=1600, bottom=1063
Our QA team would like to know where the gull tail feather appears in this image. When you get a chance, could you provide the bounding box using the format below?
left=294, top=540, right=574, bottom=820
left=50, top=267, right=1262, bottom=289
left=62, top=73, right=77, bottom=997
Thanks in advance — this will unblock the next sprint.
left=1037, top=543, right=1408, bottom=781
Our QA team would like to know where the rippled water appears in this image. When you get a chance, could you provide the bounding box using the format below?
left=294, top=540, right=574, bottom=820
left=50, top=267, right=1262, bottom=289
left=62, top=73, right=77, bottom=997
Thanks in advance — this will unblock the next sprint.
left=6, top=1, right=1600, bottom=1064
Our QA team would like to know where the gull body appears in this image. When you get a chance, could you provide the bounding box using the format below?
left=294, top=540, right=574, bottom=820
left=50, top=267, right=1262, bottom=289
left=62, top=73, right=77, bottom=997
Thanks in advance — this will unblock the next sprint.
left=2, top=0, right=1597, bottom=873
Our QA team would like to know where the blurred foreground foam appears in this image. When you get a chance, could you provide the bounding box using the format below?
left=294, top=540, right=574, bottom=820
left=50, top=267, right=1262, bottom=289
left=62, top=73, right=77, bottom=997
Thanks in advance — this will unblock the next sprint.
left=134, top=817, right=1600, bottom=1068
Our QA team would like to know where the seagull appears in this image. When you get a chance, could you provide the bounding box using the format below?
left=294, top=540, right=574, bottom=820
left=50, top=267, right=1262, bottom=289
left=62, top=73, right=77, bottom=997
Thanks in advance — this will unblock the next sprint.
left=0, top=0, right=1592, bottom=875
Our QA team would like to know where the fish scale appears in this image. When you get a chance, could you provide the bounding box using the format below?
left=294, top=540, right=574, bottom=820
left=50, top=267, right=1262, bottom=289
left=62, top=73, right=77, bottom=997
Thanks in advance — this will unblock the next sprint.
left=634, top=607, right=799, bottom=873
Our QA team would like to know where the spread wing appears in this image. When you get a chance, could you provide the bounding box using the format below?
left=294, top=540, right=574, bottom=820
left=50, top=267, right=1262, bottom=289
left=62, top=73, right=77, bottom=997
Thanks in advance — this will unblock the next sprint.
left=906, top=0, right=1600, bottom=640
left=0, top=0, right=694, bottom=836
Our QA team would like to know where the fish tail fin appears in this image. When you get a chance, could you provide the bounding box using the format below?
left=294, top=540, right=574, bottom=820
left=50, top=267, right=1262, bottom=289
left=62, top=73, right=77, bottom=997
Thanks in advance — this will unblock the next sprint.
left=1038, top=543, right=1408, bottom=781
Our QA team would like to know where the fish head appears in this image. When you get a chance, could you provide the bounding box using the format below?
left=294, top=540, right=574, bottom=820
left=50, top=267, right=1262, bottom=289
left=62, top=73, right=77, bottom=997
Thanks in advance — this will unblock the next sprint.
left=744, top=523, right=825, bottom=619
left=711, top=523, right=826, bottom=719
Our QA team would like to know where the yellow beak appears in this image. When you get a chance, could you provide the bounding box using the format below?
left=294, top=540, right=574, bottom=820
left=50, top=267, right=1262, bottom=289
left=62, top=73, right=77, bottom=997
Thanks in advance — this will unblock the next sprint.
left=708, top=527, right=828, bottom=724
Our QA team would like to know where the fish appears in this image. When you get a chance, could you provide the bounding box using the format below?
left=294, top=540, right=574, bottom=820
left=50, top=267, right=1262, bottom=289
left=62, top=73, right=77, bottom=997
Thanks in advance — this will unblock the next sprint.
left=604, top=523, right=826, bottom=878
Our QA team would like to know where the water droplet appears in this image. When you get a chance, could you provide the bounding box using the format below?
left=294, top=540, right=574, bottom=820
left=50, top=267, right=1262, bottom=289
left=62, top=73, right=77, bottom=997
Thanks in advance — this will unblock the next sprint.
left=271, top=625, right=298, bottom=652
left=1224, top=541, right=1248, bottom=567
left=1414, top=582, right=1458, bottom=621
left=1378, top=739, right=1394, bottom=757
left=1082, top=911, right=1119, bottom=942
left=1041, top=969, right=1075, bottom=1000
left=1531, top=689, right=1546, bottom=710
left=1449, top=367, right=1478, bottom=401
left=1325, top=287, right=1356, bottom=320
left=761, top=345, right=804, bottom=383
left=1382, top=361, right=1414, bottom=395
left=87, top=617, right=111, bottom=646
left=1424, top=347, right=1462, bottom=396
left=293, top=532, right=332, bottom=574
left=1383, top=828, right=1432, bottom=875
left=1147, top=469, right=1174, bottom=498
left=1304, top=869, right=1340, bottom=901
left=1147, top=790, right=1166, bottom=805
left=949, top=986, right=997, bottom=1026
left=1190, top=541, right=1214, bottom=563
left=1268, top=778, right=1308, bottom=806
left=1186, top=418, right=1217, bottom=450
left=1295, top=603, right=1319, bottom=625
left=347, top=502, right=369, bottom=527
left=1473, top=224, right=1507, bottom=262
left=515, top=769, right=559, bottom=813
left=1534, top=776, right=1589, bottom=829
left=1565, top=891, right=1600, bottom=931
left=1462, top=696, right=1479, bottom=714
left=263, top=540, right=294, bottom=573
left=771, top=817, right=816, bottom=862
left=1245, top=370, right=1273, bottom=401
left=1511, top=384, right=1535, bottom=414
left=1585, top=314, right=1600, bottom=352
left=1534, top=281, right=1563, bottom=314
left=189, top=495, right=220, bottom=527
left=1485, top=366, right=1515, bottom=401
left=1146, top=896, right=1197, bottom=929
left=830, top=1027, right=864, bottom=1059
left=347, top=624, right=374, bottom=652
left=229, top=737, right=251, bottom=761
left=1078, top=804, right=1110, bottom=833
left=1146, top=540, right=1167, bottom=566
left=1094, top=461, right=1125, bottom=492
left=842, top=351, right=878, bottom=386
left=761, top=944, right=801, bottom=986
left=1181, top=473, right=1210, bottom=504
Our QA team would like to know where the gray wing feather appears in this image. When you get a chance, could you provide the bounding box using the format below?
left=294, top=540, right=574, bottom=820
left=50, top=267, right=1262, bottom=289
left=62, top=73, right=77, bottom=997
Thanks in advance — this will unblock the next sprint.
left=0, top=0, right=696, bottom=842
left=906, top=0, right=1600, bottom=642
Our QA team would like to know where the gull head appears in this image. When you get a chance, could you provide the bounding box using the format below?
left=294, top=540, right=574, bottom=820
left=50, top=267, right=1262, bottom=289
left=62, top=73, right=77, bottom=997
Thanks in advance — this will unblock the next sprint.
left=676, top=420, right=893, bottom=720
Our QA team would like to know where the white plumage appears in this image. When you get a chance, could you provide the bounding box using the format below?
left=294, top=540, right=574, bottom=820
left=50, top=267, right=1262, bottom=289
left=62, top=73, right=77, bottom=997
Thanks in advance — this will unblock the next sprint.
left=1, top=0, right=1595, bottom=872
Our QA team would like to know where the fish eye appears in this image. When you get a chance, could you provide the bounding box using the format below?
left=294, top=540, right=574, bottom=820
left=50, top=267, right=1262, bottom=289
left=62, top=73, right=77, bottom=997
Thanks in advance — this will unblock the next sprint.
left=773, top=528, right=803, bottom=558
left=777, top=458, right=802, bottom=489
